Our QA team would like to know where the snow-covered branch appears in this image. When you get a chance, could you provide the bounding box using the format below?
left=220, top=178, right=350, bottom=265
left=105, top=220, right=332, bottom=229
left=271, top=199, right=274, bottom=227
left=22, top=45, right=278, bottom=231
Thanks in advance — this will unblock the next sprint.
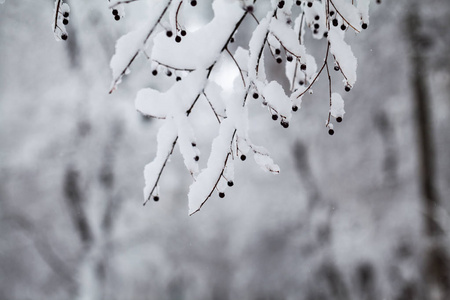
left=53, top=0, right=378, bottom=214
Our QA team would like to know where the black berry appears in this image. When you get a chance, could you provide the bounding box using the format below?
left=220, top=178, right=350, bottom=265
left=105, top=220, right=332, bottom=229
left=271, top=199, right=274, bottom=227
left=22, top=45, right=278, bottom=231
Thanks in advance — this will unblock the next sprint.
left=64, top=12, right=70, bottom=18
left=166, top=30, right=173, bottom=37
left=61, top=33, right=68, bottom=40
left=314, top=23, right=320, bottom=29
left=114, top=15, right=120, bottom=21
left=246, top=5, right=254, bottom=13
left=300, top=64, right=307, bottom=70
left=176, top=76, right=182, bottom=81
left=323, top=32, right=328, bottom=38
left=345, top=85, right=351, bottom=92
left=190, top=0, right=197, bottom=6
left=276, top=57, right=283, bottom=64
left=292, top=105, right=298, bottom=112
left=175, top=36, right=182, bottom=43
left=299, top=80, right=304, bottom=85
left=253, top=93, right=259, bottom=99
left=328, top=129, right=335, bottom=135
left=227, top=181, right=234, bottom=187
left=332, top=19, right=338, bottom=27
left=219, top=192, right=225, bottom=198
left=287, top=55, right=293, bottom=62
left=191, top=142, right=197, bottom=147
left=272, top=114, right=278, bottom=121
left=315, top=15, right=320, bottom=21
left=166, top=70, right=172, bottom=77
left=281, top=120, right=289, bottom=128
left=230, top=37, right=235, bottom=43
left=307, top=2, right=313, bottom=7
left=296, top=1, right=302, bottom=6
left=278, top=1, right=285, bottom=9
left=63, top=19, right=69, bottom=25
left=152, top=70, right=158, bottom=76
left=194, top=155, right=199, bottom=161
left=334, top=65, right=340, bottom=71
left=275, top=48, right=281, bottom=55
left=362, top=23, right=368, bottom=30
left=153, top=196, right=160, bottom=202
left=240, top=155, right=247, bottom=161
left=341, top=24, right=347, bottom=31
left=180, top=30, right=187, bottom=36
left=336, top=117, right=343, bottom=123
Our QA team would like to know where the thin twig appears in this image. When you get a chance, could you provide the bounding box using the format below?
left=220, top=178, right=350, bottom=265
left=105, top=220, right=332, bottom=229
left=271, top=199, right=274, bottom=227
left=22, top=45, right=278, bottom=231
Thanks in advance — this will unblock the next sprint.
left=53, top=0, right=62, bottom=32
left=325, top=50, right=332, bottom=126
left=144, top=137, right=178, bottom=204
left=109, top=0, right=140, bottom=9
left=175, top=1, right=183, bottom=31
left=296, top=43, right=330, bottom=99
left=329, top=0, right=360, bottom=33
left=226, top=48, right=246, bottom=88
left=189, top=130, right=237, bottom=216
left=203, top=92, right=223, bottom=123
left=153, top=60, right=195, bottom=72
left=110, top=0, right=173, bottom=93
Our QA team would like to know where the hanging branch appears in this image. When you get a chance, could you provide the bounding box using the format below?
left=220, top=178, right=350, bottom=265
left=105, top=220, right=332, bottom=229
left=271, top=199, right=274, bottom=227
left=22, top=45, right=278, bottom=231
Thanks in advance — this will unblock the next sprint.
left=49, top=0, right=377, bottom=214
left=109, top=0, right=173, bottom=93
left=144, top=8, right=253, bottom=203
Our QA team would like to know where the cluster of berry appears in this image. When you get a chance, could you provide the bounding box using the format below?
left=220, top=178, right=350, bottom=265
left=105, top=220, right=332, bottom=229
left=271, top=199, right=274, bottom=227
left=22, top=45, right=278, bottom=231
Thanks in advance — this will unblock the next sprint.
left=152, top=66, right=183, bottom=82
left=111, top=8, right=121, bottom=21
left=53, top=1, right=70, bottom=41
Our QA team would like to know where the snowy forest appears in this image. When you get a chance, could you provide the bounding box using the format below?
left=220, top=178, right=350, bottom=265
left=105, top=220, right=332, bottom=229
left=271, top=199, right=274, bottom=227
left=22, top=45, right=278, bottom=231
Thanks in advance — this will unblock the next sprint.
left=1, top=0, right=450, bottom=299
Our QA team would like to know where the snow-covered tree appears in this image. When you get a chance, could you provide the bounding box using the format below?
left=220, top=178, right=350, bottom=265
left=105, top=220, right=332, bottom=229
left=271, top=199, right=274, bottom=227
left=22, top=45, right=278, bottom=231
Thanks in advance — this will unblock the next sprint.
left=3, top=0, right=450, bottom=299
left=52, top=0, right=380, bottom=215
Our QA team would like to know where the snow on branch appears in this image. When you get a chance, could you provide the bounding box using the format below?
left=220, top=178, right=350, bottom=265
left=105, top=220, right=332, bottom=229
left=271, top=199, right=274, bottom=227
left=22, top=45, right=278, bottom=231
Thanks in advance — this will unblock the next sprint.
left=109, top=0, right=173, bottom=93
left=53, top=0, right=378, bottom=214
left=53, top=0, right=70, bottom=41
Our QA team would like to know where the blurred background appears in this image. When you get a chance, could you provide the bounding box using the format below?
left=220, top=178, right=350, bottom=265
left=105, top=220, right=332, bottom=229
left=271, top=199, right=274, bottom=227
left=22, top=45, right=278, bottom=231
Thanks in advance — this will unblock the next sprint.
left=1, top=0, right=449, bottom=299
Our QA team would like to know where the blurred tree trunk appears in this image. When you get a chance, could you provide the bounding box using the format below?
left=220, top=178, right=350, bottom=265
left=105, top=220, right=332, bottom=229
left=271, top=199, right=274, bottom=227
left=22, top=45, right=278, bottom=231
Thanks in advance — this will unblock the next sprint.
left=293, top=142, right=353, bottom=300
left=406, top=3, right=439, bottom=238
left=374, top=111, right=398, bottom=186
left=63, top=119, right=123, bottom=300
left=405, top=3, right=450, bottom=300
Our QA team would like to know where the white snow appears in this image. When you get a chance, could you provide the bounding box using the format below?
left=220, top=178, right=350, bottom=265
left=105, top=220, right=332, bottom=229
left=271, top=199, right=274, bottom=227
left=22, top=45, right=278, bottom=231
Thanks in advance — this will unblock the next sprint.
left=251, top=145, right=280, bottom=174
left=331, top=0, right=363, bottom=32
left=143, top=120, right=178, bottom=201
left=188, top=119, right=235, bottom=215
left=151, top=0, right=244, bottom=70
left=135, top=69, right=208, bottom=117
left=357, top=0, right=371, bottom=25
left=331, top=92, right=345, bottom=118
left=328, top=28, right=358, bottom=86
left=248, top=14, right=271, bottom=81
left=262, top=81, right=292, bottom=120
left=270, top=18, right=307, bottom=65
left=110, top=0, right=172, bottom=88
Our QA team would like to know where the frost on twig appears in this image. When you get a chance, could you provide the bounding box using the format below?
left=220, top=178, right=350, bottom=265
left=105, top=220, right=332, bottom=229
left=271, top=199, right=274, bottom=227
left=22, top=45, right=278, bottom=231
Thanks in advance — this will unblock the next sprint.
left=103, top=0, right=374, bottom=214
